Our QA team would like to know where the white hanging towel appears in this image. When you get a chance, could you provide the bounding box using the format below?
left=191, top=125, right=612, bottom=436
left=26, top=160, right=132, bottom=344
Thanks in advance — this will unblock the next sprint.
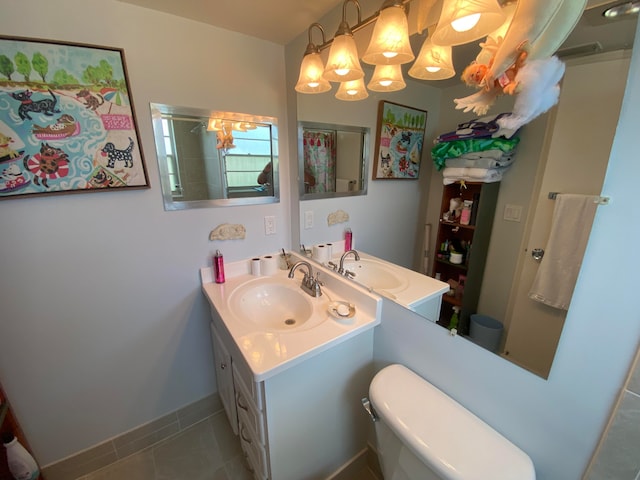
left=528, top=194, right=599, bottom=310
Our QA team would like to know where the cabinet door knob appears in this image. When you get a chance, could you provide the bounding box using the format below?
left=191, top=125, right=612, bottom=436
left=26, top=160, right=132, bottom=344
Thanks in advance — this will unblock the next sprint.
left=531, top=248, right=544, bottom=261
left=237, top=392, right=249, bottom=411
left=240, top=425, right=252, bottom=444
left=220, top=362, right=227, bottom=370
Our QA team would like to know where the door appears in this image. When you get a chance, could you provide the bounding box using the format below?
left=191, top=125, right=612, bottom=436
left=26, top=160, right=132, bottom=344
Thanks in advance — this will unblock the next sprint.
left=502, top=54, right=630, bottom=378
left=210, top=323, right=238, bottom=434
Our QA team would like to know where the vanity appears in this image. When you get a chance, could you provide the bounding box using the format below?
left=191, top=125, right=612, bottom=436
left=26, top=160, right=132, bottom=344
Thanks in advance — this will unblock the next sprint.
left=201, top=253, right=383, bottom=479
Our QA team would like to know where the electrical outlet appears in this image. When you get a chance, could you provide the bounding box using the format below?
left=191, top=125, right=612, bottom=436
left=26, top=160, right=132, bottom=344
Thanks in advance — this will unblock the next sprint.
left=264, top=216, right=276, bottom=235
left=304, top=210, right=314, bottom=229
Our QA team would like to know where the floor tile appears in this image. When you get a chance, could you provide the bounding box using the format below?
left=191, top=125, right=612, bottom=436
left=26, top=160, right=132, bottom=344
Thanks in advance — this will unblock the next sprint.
left=153, top=420, right=223, bottom=480
left=78, top=449, right=155, bottom=480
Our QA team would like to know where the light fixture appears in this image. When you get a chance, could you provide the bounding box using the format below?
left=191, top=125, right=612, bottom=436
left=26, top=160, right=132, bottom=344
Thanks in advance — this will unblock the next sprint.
left=475, top=1, right=516, bottom=65
left=335, top=78, right=369, bottom=101
left=603, top=0, right=640, bottom=18
left=368, top=64, right=406, bottom=91
left=323, top=0, right=365, bottom=82
left=295, top=23, right=332, bottom=94
left=207, top=118, right=221, bottom=131
left=408, top=37, right=455, bottom=80
left=431, top=0, right=506, bottom=46
left=362, top=0, right=414, bottom=65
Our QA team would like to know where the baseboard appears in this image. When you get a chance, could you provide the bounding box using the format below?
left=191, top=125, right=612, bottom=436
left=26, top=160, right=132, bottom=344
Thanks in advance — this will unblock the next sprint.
left=328, top=443, right=383, bottom=480
left=42, top=393, right=222, bottom=480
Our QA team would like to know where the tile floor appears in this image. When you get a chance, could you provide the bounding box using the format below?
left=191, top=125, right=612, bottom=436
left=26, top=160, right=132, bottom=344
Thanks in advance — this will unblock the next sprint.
left=76, top=411, right=379, bottom=480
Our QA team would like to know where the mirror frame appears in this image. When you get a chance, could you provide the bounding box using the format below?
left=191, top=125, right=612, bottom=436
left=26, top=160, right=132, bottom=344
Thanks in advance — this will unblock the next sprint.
left=150, top=103, right=279, bottom=210
left=298, top=121, right=370, bottom=201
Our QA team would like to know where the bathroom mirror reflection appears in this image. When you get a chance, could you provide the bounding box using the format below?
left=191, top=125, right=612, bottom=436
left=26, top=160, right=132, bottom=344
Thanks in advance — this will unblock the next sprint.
left=295, top=5, right=636, bottom=378
left=150, top=103, right=279, bottom=211
left=298, top=121, right=369, bottom=200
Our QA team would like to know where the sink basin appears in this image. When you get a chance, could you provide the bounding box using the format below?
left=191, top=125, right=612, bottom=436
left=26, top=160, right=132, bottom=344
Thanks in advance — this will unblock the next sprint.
left=228, top=277, right=325, bottom=332
left=341, top=258, right=409, bottom=292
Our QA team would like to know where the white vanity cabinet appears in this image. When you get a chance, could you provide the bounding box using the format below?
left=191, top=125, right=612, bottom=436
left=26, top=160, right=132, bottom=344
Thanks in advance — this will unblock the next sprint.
left=209, top=308, right=374, bottom=480
left=210, top=323, right=238, bottom=435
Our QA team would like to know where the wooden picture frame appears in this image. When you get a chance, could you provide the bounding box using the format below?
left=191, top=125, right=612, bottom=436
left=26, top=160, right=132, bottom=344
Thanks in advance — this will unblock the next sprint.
left=0, top=36, right=149, bottom=200
left=372, top=100, right=427, bottom=180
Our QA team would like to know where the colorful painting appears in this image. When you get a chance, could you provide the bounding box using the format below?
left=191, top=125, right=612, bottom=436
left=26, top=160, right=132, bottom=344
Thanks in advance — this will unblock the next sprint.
left=373, top=101, right=427, bottom=180
left=0, top=36, right=148, bottom=199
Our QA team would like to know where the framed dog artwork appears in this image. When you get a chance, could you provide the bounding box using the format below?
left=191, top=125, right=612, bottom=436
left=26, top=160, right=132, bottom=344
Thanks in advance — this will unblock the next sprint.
left=0, top=36, right=149, bottom=199
left=372, top=100, right=427, bottom=180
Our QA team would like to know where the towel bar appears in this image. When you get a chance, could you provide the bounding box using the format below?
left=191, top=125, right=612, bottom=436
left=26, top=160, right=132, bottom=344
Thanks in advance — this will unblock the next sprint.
left=547, top=192, right=610, bottom=205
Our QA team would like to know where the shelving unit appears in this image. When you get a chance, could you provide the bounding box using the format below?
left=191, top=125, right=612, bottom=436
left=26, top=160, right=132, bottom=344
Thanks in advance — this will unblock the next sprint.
left=432, top=181, right=500, bottom=335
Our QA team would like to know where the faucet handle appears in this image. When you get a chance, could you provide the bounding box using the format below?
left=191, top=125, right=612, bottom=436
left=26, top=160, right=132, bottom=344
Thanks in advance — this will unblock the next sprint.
left=327, top=261, right=338, bottom=271
left=344, top=270, right=356, bottom=279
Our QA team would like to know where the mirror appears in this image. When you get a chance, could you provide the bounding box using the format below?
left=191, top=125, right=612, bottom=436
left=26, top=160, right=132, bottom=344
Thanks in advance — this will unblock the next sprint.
left=298, top=121, right=369, bottom=200
left=294, top=5, right=637, bottom=378
left=150, top=103, right=279, bottom=210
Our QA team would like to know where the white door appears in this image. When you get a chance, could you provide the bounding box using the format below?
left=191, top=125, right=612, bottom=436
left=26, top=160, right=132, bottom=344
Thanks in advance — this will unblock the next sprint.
left=502, top=53, right=630, bottom=378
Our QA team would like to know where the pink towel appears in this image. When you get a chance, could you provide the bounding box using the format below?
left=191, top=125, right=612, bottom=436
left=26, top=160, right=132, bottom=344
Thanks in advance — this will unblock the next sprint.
left=528, top=194, right=599, bottom=310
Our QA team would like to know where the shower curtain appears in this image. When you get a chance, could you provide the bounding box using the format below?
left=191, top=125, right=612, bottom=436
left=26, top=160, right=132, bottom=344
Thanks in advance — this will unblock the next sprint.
left=303, top=130, right=336, bottom=193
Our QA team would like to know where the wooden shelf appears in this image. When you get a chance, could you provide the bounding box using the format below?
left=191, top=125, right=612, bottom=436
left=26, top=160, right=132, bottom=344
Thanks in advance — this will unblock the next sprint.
left=435, top=258, right=468, bottom=270
left=439, top=220, right=476, bottom=231
left=442, top=295, right=463, bottom=307
left=432, top=181, right=500, bottom=334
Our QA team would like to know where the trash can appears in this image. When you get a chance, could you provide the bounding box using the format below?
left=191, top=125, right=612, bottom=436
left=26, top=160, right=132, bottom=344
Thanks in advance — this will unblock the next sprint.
left=469, top=314, right=503, bottom=353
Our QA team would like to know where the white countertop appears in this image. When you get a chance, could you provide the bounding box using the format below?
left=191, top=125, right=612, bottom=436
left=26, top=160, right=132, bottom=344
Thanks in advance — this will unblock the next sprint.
left=201, top=254, right=381, bottom=382
left=313, top=249, right=449, bottom=315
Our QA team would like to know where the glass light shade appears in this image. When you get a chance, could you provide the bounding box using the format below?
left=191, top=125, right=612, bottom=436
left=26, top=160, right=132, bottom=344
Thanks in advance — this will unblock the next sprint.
left=207, top=118, right=221, bottom=131
left=368, top=64, right=406, bottom=91
left=491, top=1, right=516, bottom=40
left=335, top=78, right=369, bottom=101
left=323, top=34, right=365, bottom=82
left=408, top=38, right=455, bottom=80
left=431, top=0, right=506, bottom=46
left=295, top=52, right=332, bottom=94
left=476, top=2, right=516, bottom=65
left=362, top=6, right=414, bottom=65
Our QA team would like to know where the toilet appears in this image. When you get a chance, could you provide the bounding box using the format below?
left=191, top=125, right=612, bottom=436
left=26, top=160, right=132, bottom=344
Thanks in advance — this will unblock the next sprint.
left=365, top=364, right=535, bottom=480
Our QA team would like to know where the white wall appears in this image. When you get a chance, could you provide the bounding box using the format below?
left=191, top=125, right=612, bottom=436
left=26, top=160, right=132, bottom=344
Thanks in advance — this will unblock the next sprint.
left=0, top=0, right=291, bottom=466
left=374, top=19, right=640, bottom=480
left=2, top=1, right=639, bottom=478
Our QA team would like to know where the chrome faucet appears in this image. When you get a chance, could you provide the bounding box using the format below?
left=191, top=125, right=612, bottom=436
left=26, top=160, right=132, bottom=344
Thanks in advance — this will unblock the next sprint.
left=288, top=260, right=322, bottom=297
left=338, top=249, right=360, bottom=275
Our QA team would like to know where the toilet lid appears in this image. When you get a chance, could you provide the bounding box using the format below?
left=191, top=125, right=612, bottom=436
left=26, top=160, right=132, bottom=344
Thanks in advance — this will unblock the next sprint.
left=369, top=364, right=536, bottom=480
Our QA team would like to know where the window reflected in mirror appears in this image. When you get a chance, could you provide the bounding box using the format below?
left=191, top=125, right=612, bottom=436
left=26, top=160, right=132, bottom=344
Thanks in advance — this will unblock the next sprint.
left=298, top=121, right=369, bottom=200
left=151, top=103, right=279, bottom=210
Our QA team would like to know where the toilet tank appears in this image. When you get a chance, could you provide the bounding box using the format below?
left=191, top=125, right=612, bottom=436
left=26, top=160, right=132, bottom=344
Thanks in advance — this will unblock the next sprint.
left=369, top=364, right=535, bottom=480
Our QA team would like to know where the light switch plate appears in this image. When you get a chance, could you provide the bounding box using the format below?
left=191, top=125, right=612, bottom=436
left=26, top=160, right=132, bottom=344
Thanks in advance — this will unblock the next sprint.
left=304, top=211, right=314, bottom=229
left=504, top=204, right=523, bottom=222
left=264, top=216, right=276, bottom=235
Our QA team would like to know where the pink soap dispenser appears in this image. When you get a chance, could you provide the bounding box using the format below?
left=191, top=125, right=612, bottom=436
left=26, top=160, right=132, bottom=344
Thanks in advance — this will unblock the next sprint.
left=213, top=250, right=225, bottom=284
left=344, top=228, right=352, bottom=251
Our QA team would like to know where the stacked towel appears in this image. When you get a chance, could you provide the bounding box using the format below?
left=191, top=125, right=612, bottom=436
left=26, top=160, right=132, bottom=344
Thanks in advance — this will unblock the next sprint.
left=442, top=166, right=508, bottom=185
left=432, top=115, right=520, bottom=184
left=431, top=136, right=520, bottom=171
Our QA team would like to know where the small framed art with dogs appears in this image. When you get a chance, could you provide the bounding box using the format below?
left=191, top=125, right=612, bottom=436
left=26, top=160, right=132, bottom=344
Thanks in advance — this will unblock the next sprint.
left=372, top=100, right=427, bottom=180
left=0, top=36, right=149, bottom=199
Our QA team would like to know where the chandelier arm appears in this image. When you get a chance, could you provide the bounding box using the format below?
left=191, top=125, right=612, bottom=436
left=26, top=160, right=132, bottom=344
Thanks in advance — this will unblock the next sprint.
left=317, top=0, right=412, bottom=52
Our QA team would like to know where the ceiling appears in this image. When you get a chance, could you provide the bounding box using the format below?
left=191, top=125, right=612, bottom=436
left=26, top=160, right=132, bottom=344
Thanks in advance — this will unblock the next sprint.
left=116, top=0, right=344, bottom=45
left=117, top=0, right=637, bottom=88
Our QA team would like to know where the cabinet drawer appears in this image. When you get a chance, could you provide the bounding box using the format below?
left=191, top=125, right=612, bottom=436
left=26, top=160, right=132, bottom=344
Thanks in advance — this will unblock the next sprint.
left=233, top=362, right=264, bottom=411
left=235, top=377, right=265, bottom=443
left=239, top=416, right=268, bottom=480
